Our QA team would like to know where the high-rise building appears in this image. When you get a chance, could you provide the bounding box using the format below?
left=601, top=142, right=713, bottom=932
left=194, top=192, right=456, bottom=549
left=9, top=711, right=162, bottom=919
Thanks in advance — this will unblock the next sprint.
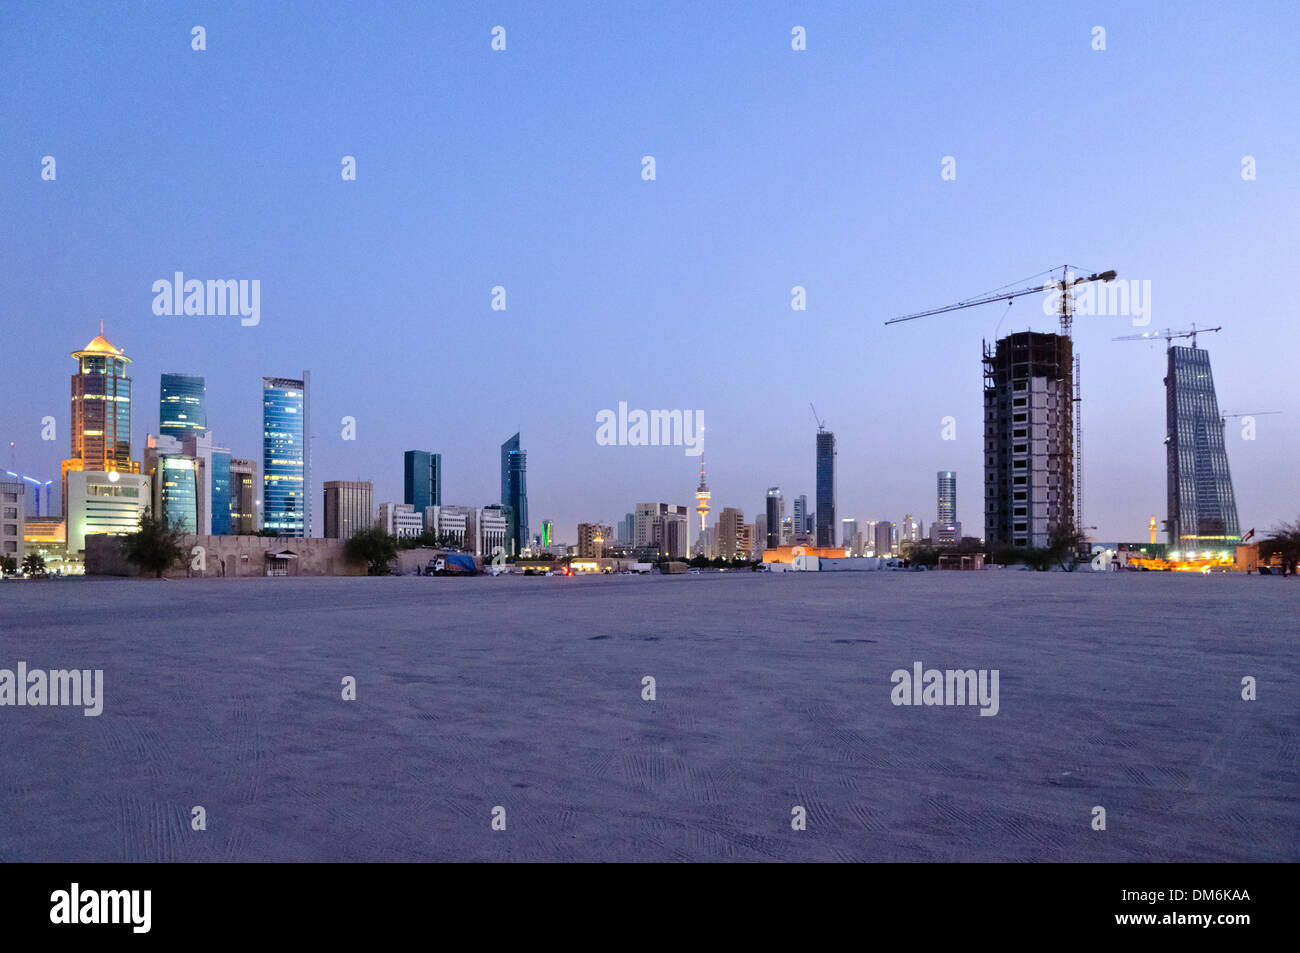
left=900, top=515, right=922, bottom=544
left=841, top=518, right=857, bottom=553
left=765, top=487, right=782, bottom=549
left=156, top=372, right=235, bottom=535
left=937, top=471, right=957, bottom=524
left=930, top=471, right=961, bottom=545
left=792, top=495, right=807, bottom=536
left=500, top=433, right=528, bottom=555
left=576, top=523, right=611, bottom=558
left=62, top=330, right=140, bottom=518
left=634, top=502, right=689, bottom=558
left=874, top=521, right=894, bottom=557
left=754, top=515, right=767, bottom=555
left=324, top=481, right=373, bottom=540
left=653, top=509, right=689, bottom=559
left=619, top=512, right=635, bottom=545
left=210, top=449, right=232, bottom=535
left=230, top=458, right=258, bottom=534
left=983, top=332, right=1072, bottom=549
left=816, top=430, right=836, bottom=547
left=159, top=373, right=208, bottom=439
left=1, top=480, right=25, bottom=565
left=541, top=520, right=553, bottom=548
left=716, top=507, right=746, bottom=560
left=143, top=435, right=199, bottom=533
left=60, top=329, right=151, bottom=551
left=403, top=450, right=442, bottom=514
left=1165, top=345, right=1240, bottom=547
left=262, top=375, right=311, bottom=537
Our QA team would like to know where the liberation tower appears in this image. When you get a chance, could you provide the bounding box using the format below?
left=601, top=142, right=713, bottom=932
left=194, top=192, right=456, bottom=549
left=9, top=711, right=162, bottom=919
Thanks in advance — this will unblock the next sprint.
left=694, top=458, right=711, bottom=553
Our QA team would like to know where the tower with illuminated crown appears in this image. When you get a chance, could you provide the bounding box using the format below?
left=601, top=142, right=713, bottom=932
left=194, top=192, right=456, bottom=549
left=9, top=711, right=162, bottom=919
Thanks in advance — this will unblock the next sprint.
left=62, top=325, right=150, bottom=553
left=694, top=458, right=711, bottom=555
left=61, top=326, right=141, bottom=509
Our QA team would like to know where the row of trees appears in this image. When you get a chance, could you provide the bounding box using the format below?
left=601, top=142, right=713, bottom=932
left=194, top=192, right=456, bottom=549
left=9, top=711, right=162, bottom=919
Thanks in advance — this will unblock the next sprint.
left=0, top=553, right=48, bottom=576
left=30, top=510, right=1300, bottom=579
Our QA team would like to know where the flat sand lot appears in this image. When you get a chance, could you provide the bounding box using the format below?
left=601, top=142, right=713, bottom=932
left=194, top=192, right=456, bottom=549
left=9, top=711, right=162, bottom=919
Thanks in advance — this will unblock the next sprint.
left=0, top=571, right=1295, bottom=861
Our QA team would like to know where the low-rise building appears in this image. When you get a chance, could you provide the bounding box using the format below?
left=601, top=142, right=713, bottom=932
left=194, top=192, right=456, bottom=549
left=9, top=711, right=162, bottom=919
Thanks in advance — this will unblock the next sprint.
left=1, top=480, right=25, bottom=566
left=376, top=502, right=423, bottom=539
left=65, top=470, right=152, bottom=553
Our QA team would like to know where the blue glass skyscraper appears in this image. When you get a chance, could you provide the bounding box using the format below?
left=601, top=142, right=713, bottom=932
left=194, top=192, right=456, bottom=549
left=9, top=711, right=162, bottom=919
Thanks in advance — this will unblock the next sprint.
left=815, top=429, right=836, bottom=547
left=262, top=374, right=310, bottom=537
left=500, top=432, right=528, bottom=556
left=1166, top=345, right=1239, bottom=546
left=404, top=450, right=442, bottom=514
left=210, top=449, right=232, bottom=535
left=160, top=373, right=208, bottom=439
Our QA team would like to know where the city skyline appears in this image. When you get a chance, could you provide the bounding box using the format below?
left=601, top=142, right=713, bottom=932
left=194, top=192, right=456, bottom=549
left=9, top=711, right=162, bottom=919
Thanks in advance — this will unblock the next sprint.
left=3, top=3, right=1297, bottom=544
left=3, top=322, right=1267, bottom=549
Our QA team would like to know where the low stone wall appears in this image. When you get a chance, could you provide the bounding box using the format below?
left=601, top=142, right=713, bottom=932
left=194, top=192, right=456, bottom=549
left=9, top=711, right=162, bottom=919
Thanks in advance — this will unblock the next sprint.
left=85, top=534, right=367, bottom=578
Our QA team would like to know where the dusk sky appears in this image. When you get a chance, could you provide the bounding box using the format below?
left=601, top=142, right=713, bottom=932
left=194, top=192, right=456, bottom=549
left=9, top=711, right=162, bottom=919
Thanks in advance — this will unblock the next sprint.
left=2, top=1, right=1296, bottom=542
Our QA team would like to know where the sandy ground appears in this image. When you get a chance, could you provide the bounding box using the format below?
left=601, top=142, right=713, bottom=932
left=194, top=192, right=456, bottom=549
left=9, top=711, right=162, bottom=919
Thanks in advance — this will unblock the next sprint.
left=0, top=570, right=1295, bottom=862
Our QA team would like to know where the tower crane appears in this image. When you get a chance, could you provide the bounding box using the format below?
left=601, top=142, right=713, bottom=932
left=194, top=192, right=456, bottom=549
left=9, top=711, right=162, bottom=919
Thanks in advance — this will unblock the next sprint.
left=1220, top=410, right=1281, bottom=422
left=885, top=264, right=1118, bottom=534
left=809, top=402, right=825, bottom=432
left=1111, top=324, right=1221, bottom=348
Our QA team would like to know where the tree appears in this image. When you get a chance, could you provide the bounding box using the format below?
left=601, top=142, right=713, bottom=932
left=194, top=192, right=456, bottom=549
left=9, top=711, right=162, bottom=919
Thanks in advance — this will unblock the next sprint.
left=1020, top=547, right=1053, bottom=571
left=1260, top=517, right=1300, bottom=576
left=345, top=527, right=399, bottom=575
left=122, top=507, right=187, bottom=578
left=987, top=543, right=1021, bottom=566
left=21, top=552, right=46, bottom=576
left=1048, top=523, right=1088, bottom=572
left=907, top=545, right=940, bottom=567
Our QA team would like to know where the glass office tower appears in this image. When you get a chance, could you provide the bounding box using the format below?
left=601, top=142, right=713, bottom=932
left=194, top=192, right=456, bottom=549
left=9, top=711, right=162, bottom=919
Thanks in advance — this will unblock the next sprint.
left=500, top=433, right=528, bottom=556
left=160, top=373, right=208, bottom=439
left=815, top=429, right=836, bottom=547
left=262, top=375, right=310, bottom=537
left=765, top=487, right=782, bottom=550
left=403, top=450, right=442, bottom=514
left=210, top=448, right=232, bottom=535
left=937, top=471, right=957, bottom=524
left=158, top=456, right=198, bottom=533
left=1165, top=345, right=1240, bottom=547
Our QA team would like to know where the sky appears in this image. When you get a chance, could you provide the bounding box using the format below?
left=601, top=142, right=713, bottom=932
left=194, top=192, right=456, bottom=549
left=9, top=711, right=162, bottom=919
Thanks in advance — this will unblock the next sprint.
left=2, top=1, right=1297, bottom=544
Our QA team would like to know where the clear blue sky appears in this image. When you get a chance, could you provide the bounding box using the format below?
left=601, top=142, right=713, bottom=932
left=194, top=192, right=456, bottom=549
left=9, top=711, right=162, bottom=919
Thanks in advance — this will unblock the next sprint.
left=2, top=1, right=1297, bottom=542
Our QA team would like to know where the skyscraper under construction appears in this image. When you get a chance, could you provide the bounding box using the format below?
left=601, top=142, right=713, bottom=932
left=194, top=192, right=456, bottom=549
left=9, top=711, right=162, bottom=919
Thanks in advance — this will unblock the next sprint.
left=983, top=331, right=1072, bottom=550
left=1165, top=344, right=1239, bottom=547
